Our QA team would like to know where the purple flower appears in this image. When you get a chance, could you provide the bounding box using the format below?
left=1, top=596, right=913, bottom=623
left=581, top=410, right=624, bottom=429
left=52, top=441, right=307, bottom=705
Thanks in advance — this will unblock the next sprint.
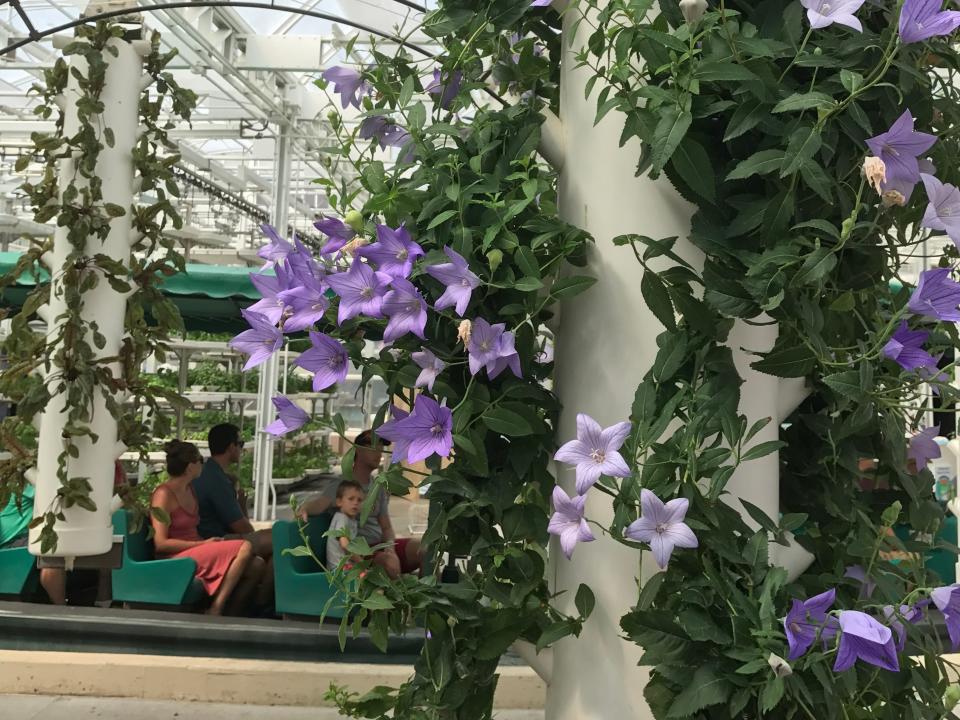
left=357, top=225, right=424, bottom=278
left=625, top=489, right=698, bottom=569
left=425, top=68, right=463, bottom=110
left=375, top=395, right=452, bottom=463
left=800, top=0, right=867, bottom=29
left=465, top=318, right=503, bottom=372
left=264, top=395, right=310, bottom=437
left=783, top=588, right=839, bottom=660
left=882, top=605, right=917, bottom=652
left=359, top=115, right=399, bottom=150
left=248, top=261, right=293, bottom=299
left=932, top=585, right=960, bottom=648
left=412, top=348, right=446, bottom=391
left=834, top=611, right=899, bottom=673
left=294, top=331, right=349, bottom=391
left=909, top=425, right=942, bottom=470
left=278, top=276, right=330, bottom=333
left=327, top=259, right=392, bottom=323
left=843, top=565, right=877, bottom=599
left=866, top=111, right=937, bottom=191
left=322, top=66, right=367, bottom=109
left=229, top=310, right=283, bottom=371
left=921, top=174, right=960, bottom=248
left=381, top=278, right=428, bottom=343
left=257, top=224, right=293, bottom=265
left=908, top=268, right=960, bottom=321
left=314, top=216, right=356, bottom=255
left=554, top=413, right=632, bottom=494
left=376, top=406, right=410, bottom=463
left=287, top=237, right=323, bottom=287
left=386, top=127, right=415, bottom=163
left=426, top=247, right=481, bottom=317
left=486, top=329, right=522, bottom=380
left=882, top=321, right=938, bottom=371
left=530, top=0, right=552, bottom=5
left=548, top=486, right=594, bottom=559
left=899, top=0, right=960, bottom=43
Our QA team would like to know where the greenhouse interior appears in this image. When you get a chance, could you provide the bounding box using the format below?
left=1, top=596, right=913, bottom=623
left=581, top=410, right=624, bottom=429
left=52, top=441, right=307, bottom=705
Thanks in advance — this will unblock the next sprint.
left=1, top=0, right=960, bottom=718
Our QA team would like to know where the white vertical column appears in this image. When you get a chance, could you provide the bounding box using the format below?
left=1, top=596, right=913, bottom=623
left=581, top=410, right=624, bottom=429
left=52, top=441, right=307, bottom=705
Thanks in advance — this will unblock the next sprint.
left=548, top=3, right=697, bottom=717
left=252, top=122, right=291, bottom=522
left=30, top=35, right=144, bottom=557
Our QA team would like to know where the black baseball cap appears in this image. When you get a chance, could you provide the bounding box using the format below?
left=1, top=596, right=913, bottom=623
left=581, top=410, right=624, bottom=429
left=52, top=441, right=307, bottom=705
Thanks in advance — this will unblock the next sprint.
left=355, top=429, right=390, bottom=448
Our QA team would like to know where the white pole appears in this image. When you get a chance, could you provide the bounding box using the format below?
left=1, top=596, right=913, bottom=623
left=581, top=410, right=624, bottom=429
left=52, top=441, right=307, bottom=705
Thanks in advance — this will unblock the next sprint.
left=548, top=2, right=810, bottom=715
left=251, top=122, right=291, bottom=522
left=30, top=34, right=144, bottom=557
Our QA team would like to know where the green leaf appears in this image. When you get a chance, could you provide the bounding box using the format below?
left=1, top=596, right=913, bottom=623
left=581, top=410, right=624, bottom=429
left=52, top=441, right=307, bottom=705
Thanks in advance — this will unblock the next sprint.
left=670, top=137, right=714, bottom=202
left=793, top=247, right=836, bottom=286
left=482, top=408, right=533, bottom=437
left=667, top=666, right=732, bottom=717
left=551, top=275, right=597, bottom=299
left=840, top=69, right=864, bottom=94
left=536, top=619, right=580, bottom=652
left=575, top=584, right=596, bottom=619
left=762, top=189, right=795, bottom=233
left=427, top=209, right=458, bottom=229
left=830, top=291, right=855, bottom=311
left=822, top=370, right=861, bottom=399
left=636, top=572, right=666, bottom=611
left=780, top=125, right=822, bottom=176
left=677, top=608, right=731, bottom=644
left=695, top=62, right=758, bottom=82
left=726, top=150, right=786, bottom=181
left=641, top=271, right=676, bottom=331
left=514, top=276, right=544, bottom=292
left=724, top=102, right=769, bottom=141
left=750, top=344, right=816, bottom=378
left=649, top=105, right=692, bottom=178
left=103, top=128, right=115, bottom=148
left=361, top=593, right=395, bottom=611
left=515, top=246, right=540, bottom=278
left=772, top=91, right=835, bottom=113
left=761, top=676, right=785, bottom=713
left=741, top=440, right=786, bottom=462
left=800, top=162, right=833, bottom=203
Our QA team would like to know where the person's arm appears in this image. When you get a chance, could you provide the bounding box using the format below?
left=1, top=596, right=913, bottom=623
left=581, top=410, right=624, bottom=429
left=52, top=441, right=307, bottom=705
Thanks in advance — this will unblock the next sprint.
left=378, top=512, right=397, bottom=545
left=209, top=475, right=254, bottom=535
left=150, top=487, right=210, bottom=554
left=296, top=492, right=334, bottom=520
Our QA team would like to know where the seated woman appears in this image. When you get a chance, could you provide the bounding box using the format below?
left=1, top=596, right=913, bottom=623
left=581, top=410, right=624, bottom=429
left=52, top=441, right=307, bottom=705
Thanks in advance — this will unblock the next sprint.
left=150, top=441, right=263, bottom=615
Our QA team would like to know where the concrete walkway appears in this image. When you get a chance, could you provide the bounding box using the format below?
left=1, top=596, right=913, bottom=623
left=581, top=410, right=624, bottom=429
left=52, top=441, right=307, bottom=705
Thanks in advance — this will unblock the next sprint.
left=3, top=695, right=545, bottom=720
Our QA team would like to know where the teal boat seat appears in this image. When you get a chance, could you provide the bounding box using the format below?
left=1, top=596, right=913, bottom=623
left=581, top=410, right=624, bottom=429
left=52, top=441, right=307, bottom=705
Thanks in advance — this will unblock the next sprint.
left=0, top=544, right=37, bottom=598
left=111, top=510, right=205, bottom=608
left=272, top=517, right=348, bottom=619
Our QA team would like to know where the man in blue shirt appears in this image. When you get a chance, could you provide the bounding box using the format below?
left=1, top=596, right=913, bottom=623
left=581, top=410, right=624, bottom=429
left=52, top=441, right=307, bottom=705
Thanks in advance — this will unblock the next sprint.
left=195, top=424, right=271, bottom=559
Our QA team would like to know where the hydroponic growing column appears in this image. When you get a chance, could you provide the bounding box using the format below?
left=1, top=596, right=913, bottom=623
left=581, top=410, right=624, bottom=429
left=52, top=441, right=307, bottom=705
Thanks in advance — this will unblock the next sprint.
left=29, top=31, right=144, bottom=557
left=547, top=2, right=808, bottom=717
left=252, top=123, right=291, bottom=522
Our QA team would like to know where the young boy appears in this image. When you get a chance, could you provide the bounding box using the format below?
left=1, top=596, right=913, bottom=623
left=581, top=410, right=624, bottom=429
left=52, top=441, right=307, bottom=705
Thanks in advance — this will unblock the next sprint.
left=326, top=480, right=365, bottom=570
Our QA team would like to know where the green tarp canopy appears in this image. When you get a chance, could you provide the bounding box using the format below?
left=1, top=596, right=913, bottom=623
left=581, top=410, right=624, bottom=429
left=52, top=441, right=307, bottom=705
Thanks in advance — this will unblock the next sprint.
left=0, top=252, right=263, bottom=333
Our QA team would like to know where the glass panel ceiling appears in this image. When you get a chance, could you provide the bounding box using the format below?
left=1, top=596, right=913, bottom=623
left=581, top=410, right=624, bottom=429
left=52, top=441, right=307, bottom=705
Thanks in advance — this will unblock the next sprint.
left=0, top=1, right=442, bottom=262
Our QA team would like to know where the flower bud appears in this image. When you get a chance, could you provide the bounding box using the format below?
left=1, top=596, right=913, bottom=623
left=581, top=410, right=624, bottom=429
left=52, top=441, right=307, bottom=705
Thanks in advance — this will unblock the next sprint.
left=679, top=0, right=707, bottom=24
left=881, top=190, right=906, bottom=208
left=486, top=248, right=503, bottom=273
left=944, top=684, right=960, bottom=710
left=343, top=237, right=368, bottom=256
left=767, top=653, right=792, bottom=678
left=862, top=156, right=886, bottom=196
left=344, top=209, right=364, bottom=232
left=457, top=319, right=472, bottom=345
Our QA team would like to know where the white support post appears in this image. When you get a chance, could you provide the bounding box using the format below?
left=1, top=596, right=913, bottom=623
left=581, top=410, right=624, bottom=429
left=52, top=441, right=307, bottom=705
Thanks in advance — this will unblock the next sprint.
left=29, top=33, right=144, bottom=557
left=251, top=122, right=291, bottom=523
left=547, top=1, right=812, bottom=715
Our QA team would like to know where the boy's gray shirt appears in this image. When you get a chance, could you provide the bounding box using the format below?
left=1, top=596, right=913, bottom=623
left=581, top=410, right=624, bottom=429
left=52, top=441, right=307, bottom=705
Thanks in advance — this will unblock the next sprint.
left=326, top=511, right=359, bottom=569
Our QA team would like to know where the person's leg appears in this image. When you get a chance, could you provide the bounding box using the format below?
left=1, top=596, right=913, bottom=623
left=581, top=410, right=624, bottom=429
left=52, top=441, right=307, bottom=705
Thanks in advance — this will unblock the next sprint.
left=248, top=529, right=273, bottom=559
left=394, top=537, right=423, bottom=575
left=208, top=542, right=253, bottom=616
left=39, top=568, right=66, bottom=605
left=372, top=550, right=401, bottom=580
left=255, top=556, right=275, bottom=608
left=226, top=555, right=265, bottom=616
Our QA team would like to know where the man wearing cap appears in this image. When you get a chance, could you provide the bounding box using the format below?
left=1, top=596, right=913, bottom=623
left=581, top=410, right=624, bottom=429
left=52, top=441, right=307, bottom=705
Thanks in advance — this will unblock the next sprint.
left=297, top=429, right=420, bottom=579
